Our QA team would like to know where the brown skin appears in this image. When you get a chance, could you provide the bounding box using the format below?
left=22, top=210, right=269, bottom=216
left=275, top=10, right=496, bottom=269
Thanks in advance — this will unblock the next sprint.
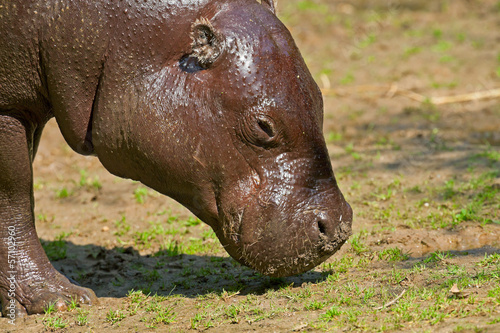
left=0, top=0, right=352, bottom=316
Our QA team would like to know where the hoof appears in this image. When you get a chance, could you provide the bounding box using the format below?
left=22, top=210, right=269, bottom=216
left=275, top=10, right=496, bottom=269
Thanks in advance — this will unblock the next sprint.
left=1, top=273, right=97, bottom=317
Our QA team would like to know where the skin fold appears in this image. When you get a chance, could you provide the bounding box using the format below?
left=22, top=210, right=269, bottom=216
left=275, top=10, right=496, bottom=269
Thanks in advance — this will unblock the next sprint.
left=0, top=0, right=352, bottom=316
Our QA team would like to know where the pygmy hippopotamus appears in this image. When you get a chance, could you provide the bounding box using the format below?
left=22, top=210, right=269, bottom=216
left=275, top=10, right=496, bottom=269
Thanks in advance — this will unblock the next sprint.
left=0, top=0, right=353, bottom=316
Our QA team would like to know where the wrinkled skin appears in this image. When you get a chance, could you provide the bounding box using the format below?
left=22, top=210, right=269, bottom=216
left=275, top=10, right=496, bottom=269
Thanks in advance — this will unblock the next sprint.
left=0, top=0, right=352, bottom=316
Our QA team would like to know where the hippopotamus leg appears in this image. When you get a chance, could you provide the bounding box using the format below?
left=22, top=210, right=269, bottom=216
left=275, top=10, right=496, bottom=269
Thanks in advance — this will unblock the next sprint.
left=0, top=114, right=97, bottom=316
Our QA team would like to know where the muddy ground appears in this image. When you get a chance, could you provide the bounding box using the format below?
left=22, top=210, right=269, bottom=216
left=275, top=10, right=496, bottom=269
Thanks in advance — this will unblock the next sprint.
left=1, top=0, right=500, bottom=332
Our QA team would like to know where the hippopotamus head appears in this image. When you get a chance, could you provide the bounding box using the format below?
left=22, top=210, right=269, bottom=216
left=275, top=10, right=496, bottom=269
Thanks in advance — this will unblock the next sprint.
left=92, top=0, right=352, bottom=277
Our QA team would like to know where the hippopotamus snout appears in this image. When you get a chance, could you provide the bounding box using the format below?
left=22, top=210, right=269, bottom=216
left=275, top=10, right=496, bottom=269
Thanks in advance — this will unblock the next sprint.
left=227, top=178, right=353, bottom=277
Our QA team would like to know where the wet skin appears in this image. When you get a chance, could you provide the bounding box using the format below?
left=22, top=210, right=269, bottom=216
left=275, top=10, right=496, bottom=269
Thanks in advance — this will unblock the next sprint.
left=0, top=0, right=352, bottom=316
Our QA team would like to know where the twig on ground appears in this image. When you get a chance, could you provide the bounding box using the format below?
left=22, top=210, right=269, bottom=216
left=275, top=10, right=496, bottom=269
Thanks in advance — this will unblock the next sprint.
left=426, top=88, right=500, bottom=105
left=374, top=289, right=406, bottom=310
left=222, top=290, right=240, bottom=302
left=321, top=85, right=500, bottom=105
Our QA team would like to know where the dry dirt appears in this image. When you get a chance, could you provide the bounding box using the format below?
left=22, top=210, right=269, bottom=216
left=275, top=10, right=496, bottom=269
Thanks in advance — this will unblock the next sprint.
left=1, top=0, right=500, bottom=332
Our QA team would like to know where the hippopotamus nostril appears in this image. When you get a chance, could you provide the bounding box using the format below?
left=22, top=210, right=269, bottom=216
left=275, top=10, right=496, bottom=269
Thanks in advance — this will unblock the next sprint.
left=317, top=219, right=327, bottom=235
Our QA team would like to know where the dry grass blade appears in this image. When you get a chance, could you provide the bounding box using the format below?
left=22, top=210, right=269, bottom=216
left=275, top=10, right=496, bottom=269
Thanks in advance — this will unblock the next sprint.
left=374, top=289, right=406, bottom=310
left=222, top=290, right=240, bottom=302
left=321, top=86, right=500, bottom=105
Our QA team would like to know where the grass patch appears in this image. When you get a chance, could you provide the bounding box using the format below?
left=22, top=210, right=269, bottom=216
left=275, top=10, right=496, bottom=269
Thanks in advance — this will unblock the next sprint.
left=41, top=232, right=71, bottom=261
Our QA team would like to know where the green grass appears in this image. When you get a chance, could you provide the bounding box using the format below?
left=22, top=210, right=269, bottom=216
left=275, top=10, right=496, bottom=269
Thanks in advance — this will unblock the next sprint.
left=67, top=297, right=79, bottom=311
left=114, top=215, right=131, bottom=236
left=48, top=243, right=499, bottom=331
left=75, top=309, right=89, bottom=326
left=41, top=232, right=71, bottom=261
left=340, top=72, right=355, bottom=85
left=78, top=169, right=102, bottom=190
left=349, top=233, right=370, bottom=255
left=156, top=240, right=182, bottom=257
left=43, top=316, right=68, bottom=330
left=55, top=187, right=70, bottom=199
left=424, top=251, right=454, bottom=263
left=478, top=253, right=500, bottom=267
left=106, top=309, right=126, bottom=325
left=378, top=247, right=410, bottom=261
left=296, top=0, right=328, bottom=13
left=134, top=186, right=149, bottom=204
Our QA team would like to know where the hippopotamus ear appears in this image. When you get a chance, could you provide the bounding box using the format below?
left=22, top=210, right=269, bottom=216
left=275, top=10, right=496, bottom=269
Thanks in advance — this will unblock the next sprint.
left=261, top=0, right=277, bottom=14
left=188, top=18, right=222, bottom=69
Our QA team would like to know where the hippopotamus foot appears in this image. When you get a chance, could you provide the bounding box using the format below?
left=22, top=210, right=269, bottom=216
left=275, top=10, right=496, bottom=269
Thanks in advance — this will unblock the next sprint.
left=0, top=266, right=97, bottom=317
